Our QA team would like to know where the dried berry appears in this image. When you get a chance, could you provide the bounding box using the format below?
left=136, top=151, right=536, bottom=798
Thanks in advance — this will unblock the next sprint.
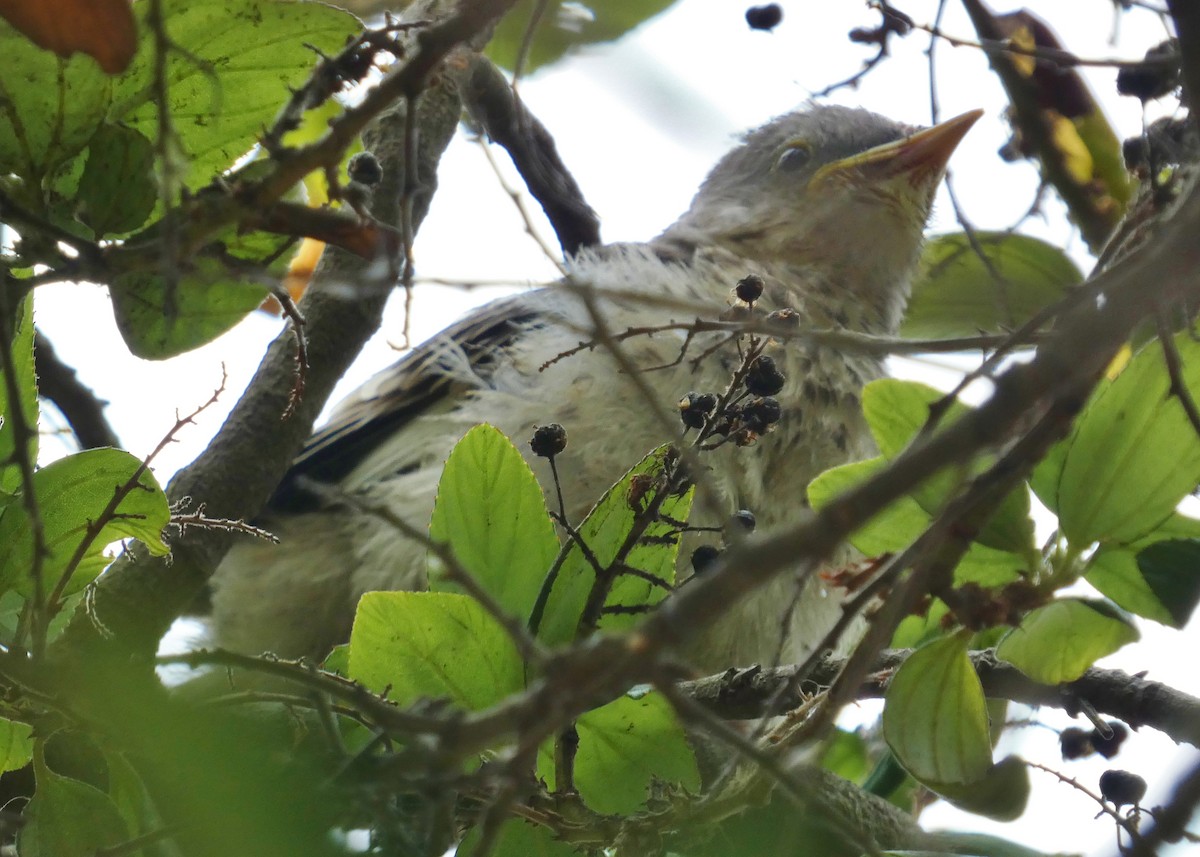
left=691, top=545, right=722, bottom=575
left=1117, top=39, right=1180, bottom=102
left=1099, top=769, right=1146, bottom=808
left=530, top=423, right=567, bottom=458
left=1091, top=721, right=1129, bottom=759
left=730, top=509, right=757, bottom=532
left=734, top=274, right=765, bottom=305
left=742, top=396, right=782, bottom=431
left=745, top=355, right=785, bottom=396
left=347, top=151, right=384, bottom=186
left=745, top=3, right=782, bottom=31
left=1059, top=726, right=1093, bottom=760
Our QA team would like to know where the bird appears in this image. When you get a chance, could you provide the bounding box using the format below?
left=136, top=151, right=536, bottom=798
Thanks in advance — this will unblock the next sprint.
left=207, top=104, right=982, bottom=674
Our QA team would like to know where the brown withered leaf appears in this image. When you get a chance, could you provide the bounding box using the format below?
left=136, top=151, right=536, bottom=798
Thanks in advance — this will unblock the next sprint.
left=0, top=0, right=136, bottom=74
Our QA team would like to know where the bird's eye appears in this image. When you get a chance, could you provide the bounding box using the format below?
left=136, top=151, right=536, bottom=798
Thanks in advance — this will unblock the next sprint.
left=776, top=142, right=812, bottom=172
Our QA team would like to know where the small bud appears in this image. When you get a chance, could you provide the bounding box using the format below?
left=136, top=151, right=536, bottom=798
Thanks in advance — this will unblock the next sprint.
left=347, top=151, right=384, bottom=186
left=691, top=545, right=722, bottom=575
left=730, top=509, right=756, bottom=532
left=1059, top=727, right=1093, bottom=760
left=1098, top=770, right=1146, bottom=808
left=678, top=392, right=719, bottom=429
left=1091, top=721, right=1129, bottom=760
left=530, top=423, right=567, bottom=458
left=734, top=274, right=765, bottom=305
left=745, top=3, right=782, bottom=31
left=745, top=355, right=785, bottom=396
left=765, top=307, right=801, bottom=330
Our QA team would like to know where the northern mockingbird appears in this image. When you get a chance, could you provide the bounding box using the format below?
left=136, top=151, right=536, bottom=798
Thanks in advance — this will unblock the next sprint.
left=209, top=105, right=981, bottom=672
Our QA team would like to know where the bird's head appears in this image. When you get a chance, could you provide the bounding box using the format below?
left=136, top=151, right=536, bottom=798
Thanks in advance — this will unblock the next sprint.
left=661, top=105, right=981, bottom=320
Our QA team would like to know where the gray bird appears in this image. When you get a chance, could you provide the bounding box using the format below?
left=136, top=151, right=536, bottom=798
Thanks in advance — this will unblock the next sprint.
left=209, top=105, right=981, bottom=672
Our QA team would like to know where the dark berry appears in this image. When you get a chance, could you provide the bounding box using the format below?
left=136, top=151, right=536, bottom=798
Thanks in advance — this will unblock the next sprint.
left=691, top=545, right=722, bottom=575
left=1099, top=769, right=1146, bottom=808
left=347, top=151, right=384, bottom=185
left=745, top=355, right=785, bottom=396
left=1117, top=39, right=1180, bottom=101
left=530, top=423, right=567, bottom=458
left=1059, top=726, right=1093, bottom=760
left=742, top=396, right=782, bottom=431
left=1091, top=721, right=1129, bottom=759
left=730, top=509, right=756, bottom=532
left=745, top=3, right=782, bottom=31
left=679, top=392, right=718, bottom=429
left=734, top=274, right=765, bottom=305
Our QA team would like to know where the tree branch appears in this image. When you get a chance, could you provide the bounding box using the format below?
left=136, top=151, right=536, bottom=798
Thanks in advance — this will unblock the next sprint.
left=33, top=331, right=122, bottom=450
left=55, top=45, right=470, bottom=662
left=681, top=649, right=1200, bottom=747
left=462, top=53, right=600, bottom=256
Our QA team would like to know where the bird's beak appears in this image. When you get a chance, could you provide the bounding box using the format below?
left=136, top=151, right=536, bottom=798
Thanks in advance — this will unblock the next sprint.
left=809, top=108, right=984, bottom=190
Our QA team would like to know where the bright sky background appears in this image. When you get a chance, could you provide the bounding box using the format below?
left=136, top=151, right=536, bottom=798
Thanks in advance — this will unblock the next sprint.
left=30, top=1, right=1196, bottom=854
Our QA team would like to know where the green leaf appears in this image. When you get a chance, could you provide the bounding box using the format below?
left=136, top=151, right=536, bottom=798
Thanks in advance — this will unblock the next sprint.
left=19, top=742, right=130, bottom=857
left=459, top=819, right=581, bottom=857
left=108, top=257, right=270, bottom=358
left=102, top=749, right=155, bottom=844
left=821, top=728, right=870, bottom=784
left=109, top=0, right=361, bottom=188
left=934, top=755, right=1031, bottom=822
left=861, top=380, right=1034, bottom=556
left=884, top=632, right=992, bottom=787
left=903, top=231, right=1082, bottom=339
left=75, top=123, right=156, bottom=236
left=809, top=457, right=930, bottom=556
left=488, top=0, right=677, bottom=74
left=1086, top=546, right=1175, bottom=626
left=0, top=21, right=111, bottom=181
left=808, top=458, right=1023, bottom=587
left=428, top=425, right=559, bottom=620
left=0, top=292, right=37, bottom=495
left=348, top=591, right=524, bottom=710
left=1134, top=539, right=1200, bottom=628
left=0, top=448, right=170, bottom=599
left=534, top=446, right=691, bottom=645
left=537, top=690, right=699, bottom=815
left=890, top=599, right=951, bottom=650
left=1055, top=333, right=1200, bottom=545
left=995, top=598, right=1138, bottom=683
left=0, top=717, right=33, bottom=774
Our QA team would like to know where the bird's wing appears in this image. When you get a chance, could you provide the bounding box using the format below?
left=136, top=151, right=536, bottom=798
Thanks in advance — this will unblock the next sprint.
left=271, top=292, right=547, bottom=509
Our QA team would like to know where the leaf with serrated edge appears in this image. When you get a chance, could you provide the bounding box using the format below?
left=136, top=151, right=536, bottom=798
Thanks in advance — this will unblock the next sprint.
left=348, top=591, right=524, bottom=710
left=537, top=690, right=699, bottom=815
left=0, top=20, right=111, bottom=179
left=109, top=0, right=360, bottom=188
left=809, top=458, right=1023, bottom=587
left=0, top=448, right=169, bottom=599
left=535, top=446, right=689, bottom=644
left=429, top=425, right=559, bottom=621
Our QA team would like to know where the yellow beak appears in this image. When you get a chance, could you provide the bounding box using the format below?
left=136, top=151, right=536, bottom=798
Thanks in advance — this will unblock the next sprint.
left=809, top=109, right=984, bottom=190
